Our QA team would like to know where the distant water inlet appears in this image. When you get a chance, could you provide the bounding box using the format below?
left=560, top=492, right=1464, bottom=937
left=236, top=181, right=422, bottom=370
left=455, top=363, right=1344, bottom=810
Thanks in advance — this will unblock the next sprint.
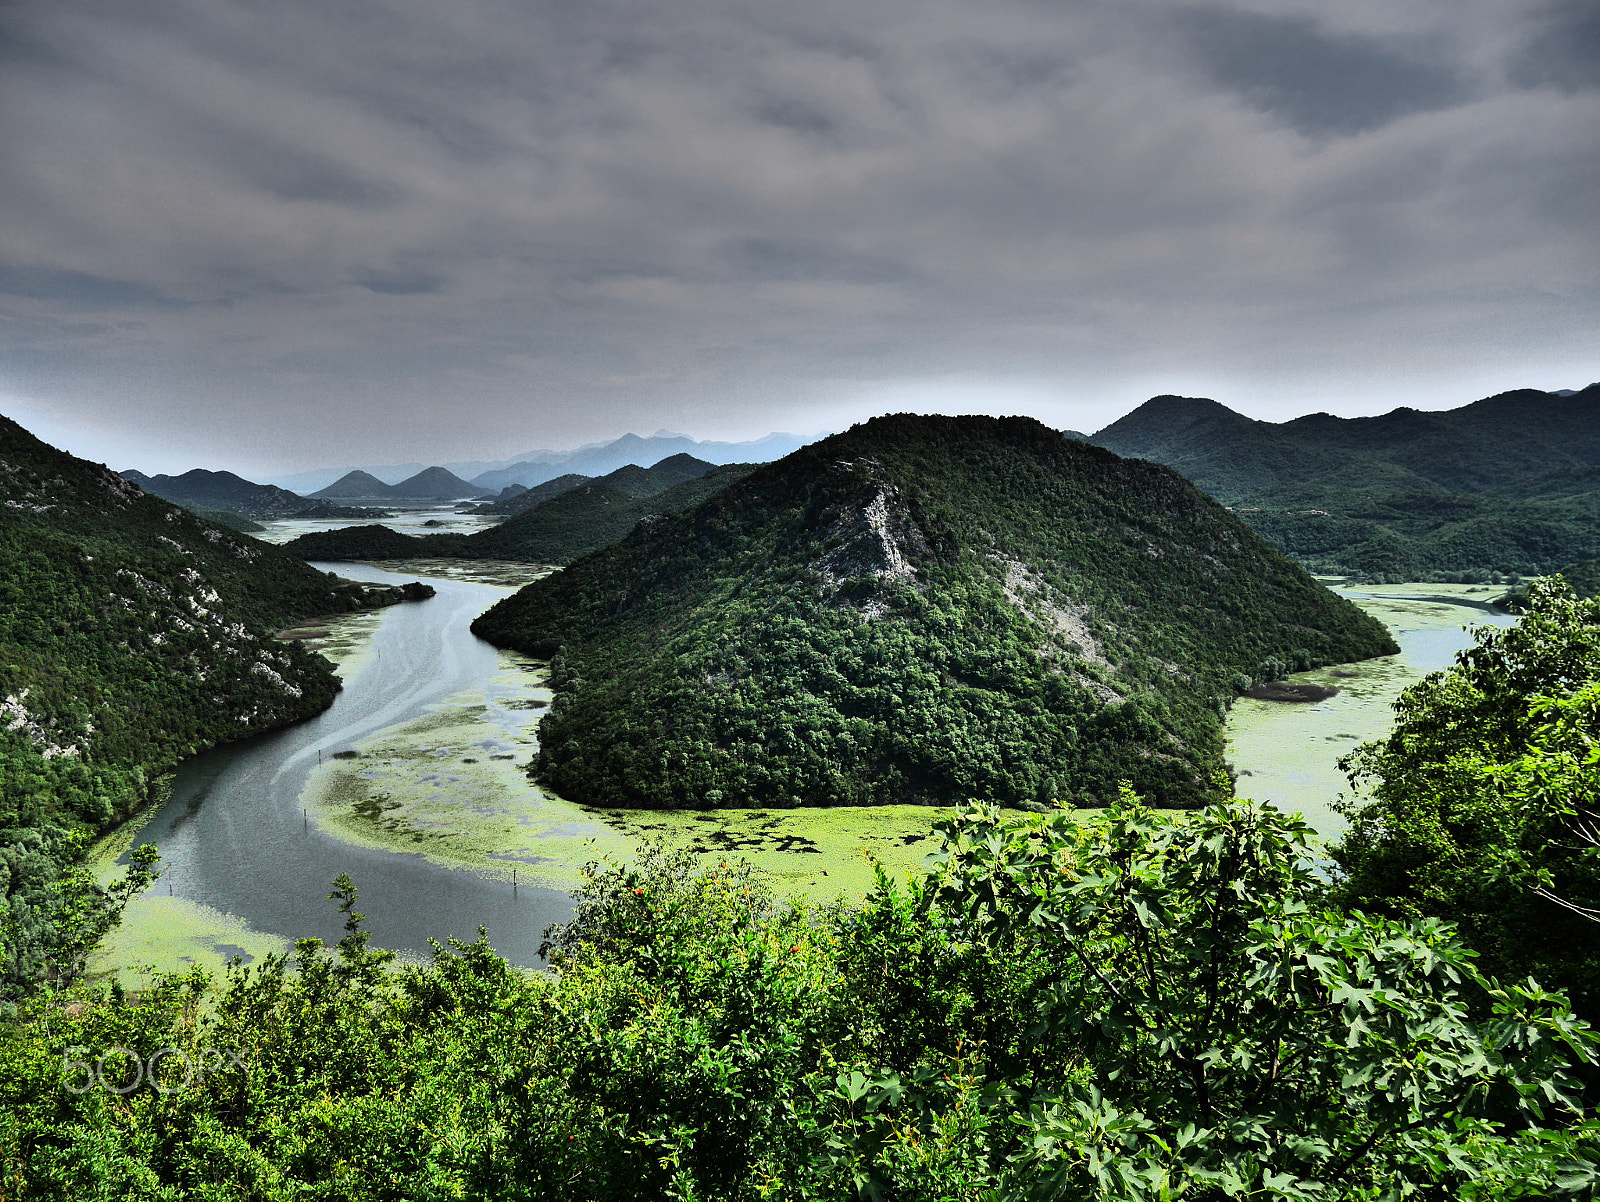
left=1225, top=586, right=1516, bottom=839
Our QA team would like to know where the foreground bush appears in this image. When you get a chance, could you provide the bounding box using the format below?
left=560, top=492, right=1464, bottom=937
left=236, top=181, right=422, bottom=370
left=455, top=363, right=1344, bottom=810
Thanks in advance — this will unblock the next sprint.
left=1332, top=576, right=1600, bottom=1009
left=3, top=801, right=1597, bottom=1200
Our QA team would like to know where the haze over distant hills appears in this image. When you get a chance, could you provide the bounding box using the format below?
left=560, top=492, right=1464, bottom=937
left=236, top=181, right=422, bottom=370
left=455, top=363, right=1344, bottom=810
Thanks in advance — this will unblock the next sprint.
left=312, top=465, right=480, bottom=502
left=263, top=430, right=816, bottom=494
left=286, top=456, right=751, bottom=566
left=117, top=467, right=383, bottom=527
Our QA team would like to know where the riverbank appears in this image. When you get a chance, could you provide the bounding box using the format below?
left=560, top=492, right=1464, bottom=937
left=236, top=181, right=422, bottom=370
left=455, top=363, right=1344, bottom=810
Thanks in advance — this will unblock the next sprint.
left=1225, top=582, right=1513, bottom=838
left=298, top=646, right=996, bottom=900
left=90, top=569, right=1509, bottom=985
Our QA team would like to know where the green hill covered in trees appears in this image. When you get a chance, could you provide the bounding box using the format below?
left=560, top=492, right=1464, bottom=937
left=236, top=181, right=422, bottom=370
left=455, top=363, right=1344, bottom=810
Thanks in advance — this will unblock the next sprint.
left=284, top=462, right=755, bottom=566
left=1090, top=385, right=1600, bottom=579
left=0, top=415, right=405, bottom=999
left=473, top=414, right=1396, bottom=810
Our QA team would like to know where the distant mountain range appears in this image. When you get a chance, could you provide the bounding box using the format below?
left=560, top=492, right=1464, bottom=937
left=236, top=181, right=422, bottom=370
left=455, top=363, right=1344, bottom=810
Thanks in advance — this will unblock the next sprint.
left=121, top=468, right=313, bottom=514
left=1086, top=384, right=1600, bottom=580
left=285, top=456, right=753, bottom=566
left=1089, top=385, right=1600, bottom=505
left=469, top=454, right=718, bottom=517
left=261, top=430, right=817, bottom=495
left=311, top=465, right=482, bottom=502
left=119, top=468, right=382, bottom=522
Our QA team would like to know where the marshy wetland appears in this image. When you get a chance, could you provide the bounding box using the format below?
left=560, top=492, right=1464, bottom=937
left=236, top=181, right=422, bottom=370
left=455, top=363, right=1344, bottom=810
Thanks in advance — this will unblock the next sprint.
left=1225, top=582, right=1514, bottom=838
left=92, top=565, right=1513, bottom=984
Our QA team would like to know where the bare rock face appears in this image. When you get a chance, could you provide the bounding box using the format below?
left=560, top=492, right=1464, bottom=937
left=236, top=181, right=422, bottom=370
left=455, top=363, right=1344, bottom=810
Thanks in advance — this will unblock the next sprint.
left=810, top=459, right=928, bottom=596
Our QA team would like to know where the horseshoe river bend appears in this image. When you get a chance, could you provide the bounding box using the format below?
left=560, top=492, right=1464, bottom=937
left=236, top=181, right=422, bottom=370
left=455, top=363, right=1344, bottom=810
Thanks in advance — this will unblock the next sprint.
left=87, top=532, right=1517, bottom=984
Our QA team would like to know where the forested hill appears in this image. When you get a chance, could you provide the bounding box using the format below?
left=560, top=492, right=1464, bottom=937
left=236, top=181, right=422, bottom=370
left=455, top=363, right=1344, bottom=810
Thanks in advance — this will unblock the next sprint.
left=284, top=462, right=754, bottom=566
left=1090, top=385, right=1600, bottom=579
left=473, top=414, right=1396, bottom=811
left=470, top=454, right=719, bottom=516
left=120, top=468, right=309, bottom=514
left=0, top=414, right=390, bottom=996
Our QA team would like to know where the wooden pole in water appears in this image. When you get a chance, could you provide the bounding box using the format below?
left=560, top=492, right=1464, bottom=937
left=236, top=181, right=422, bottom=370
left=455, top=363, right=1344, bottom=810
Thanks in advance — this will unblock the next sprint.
left=513, top=866, right=517, bottom=891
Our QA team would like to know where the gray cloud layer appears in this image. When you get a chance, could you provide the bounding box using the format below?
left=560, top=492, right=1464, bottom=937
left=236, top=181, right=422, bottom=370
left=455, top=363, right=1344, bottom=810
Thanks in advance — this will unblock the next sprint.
left=0, top=0, right=1595, bottom=473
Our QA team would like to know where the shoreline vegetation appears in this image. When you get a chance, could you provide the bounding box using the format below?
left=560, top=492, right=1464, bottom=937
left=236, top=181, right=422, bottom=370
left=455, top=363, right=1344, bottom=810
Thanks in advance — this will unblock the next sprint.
left=85, top=576, right=1505, bottom=988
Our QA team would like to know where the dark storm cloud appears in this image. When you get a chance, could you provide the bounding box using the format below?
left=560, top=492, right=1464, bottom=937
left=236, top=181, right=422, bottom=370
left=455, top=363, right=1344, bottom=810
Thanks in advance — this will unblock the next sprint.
left=0, top=0, right=1593, bottom=474
left=1511, top=0, right=1600, bottom=90
left=1172, top=7, right=1467, bottom=135
left=351, top=268, right=448, bottom=296
left=0, top=266, right=190, bottom=308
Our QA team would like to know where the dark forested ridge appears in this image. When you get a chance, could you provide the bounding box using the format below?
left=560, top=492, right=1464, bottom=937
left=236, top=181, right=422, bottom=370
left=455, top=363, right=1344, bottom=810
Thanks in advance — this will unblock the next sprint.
left=0, top=414, right=409, bottom=997
left=1091, top=385, right=1600, bottom=578
left=469, top=454, right=719, bottom=517
left=470, top=472, right=591, bottom=516
left=285, top=461, right=755, bottom=566
left=118, top=468, right=380, bottom=521
left=119, top=468, right=309, bottom=514
left=473, top=414, right=1396, bottom=811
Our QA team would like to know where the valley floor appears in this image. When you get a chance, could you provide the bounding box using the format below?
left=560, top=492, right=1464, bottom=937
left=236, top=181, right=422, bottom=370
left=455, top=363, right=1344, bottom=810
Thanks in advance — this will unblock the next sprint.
left=88, top=575, right=1511, bottom=985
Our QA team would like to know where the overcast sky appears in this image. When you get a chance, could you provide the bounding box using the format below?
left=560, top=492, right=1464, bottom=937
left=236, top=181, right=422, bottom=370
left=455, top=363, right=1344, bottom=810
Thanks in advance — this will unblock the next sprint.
left=1, top=0, right=1595, bottom=475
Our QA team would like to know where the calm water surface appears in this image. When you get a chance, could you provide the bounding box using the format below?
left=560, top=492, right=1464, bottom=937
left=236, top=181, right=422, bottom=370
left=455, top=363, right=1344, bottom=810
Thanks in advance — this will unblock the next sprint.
left=112, top=562, right=573, bottom=966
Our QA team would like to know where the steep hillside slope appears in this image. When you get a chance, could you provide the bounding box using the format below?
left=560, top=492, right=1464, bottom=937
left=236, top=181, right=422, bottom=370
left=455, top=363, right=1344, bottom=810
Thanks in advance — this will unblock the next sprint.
left=473, top=415, right=1395, bottom=811
left=1091, top=386, right=1600, bottom=577
left=0, top=414, right=406, bottom=995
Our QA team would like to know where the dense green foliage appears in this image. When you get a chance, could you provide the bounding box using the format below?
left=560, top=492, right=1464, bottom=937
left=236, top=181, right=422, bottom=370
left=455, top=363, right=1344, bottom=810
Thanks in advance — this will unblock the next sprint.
left=1330, top=577, right=1600, bottom=1010
left=282, top=523, right=470, bottom=560
left=1502, top=561, right=1600, bottom=609
left=0, top=415, right=376, bottom=1000
left=285, top=463, right=756, bottom=566
left=474, top=415, right=1396, bottom=810
left=1091, top=387, right=1600, bottom=578
left=3, top=799, right=1596, bottom=1199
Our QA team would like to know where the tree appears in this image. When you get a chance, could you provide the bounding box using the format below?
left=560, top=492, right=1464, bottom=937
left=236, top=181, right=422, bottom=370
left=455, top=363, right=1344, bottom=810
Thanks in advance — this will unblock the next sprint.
left=1330, top=577, right=1600, bottom=1008
left=818, top=796, right=1599, bottom=1200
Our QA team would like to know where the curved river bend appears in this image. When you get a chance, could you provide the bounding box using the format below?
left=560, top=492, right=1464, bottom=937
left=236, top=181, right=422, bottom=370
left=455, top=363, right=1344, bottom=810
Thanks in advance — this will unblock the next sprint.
left=97, top=573, right=1515, bottom=978
left=103, top=563, right=574, bottom=970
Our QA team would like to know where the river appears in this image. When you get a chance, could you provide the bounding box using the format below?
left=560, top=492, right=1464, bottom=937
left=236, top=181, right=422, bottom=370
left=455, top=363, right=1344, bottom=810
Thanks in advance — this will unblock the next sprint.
left=1224, top=584, right=1515, bottom=838
left=92, top=562, right=1513, bottom=982
left=95, top=562, right=576, bottom=975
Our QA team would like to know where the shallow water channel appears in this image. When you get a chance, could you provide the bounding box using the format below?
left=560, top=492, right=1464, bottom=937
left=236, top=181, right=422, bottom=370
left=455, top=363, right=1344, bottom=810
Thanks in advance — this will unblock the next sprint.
left=1225, top=585, right=1516, bottom=838
left=95, top=563, right=576, bottom=977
